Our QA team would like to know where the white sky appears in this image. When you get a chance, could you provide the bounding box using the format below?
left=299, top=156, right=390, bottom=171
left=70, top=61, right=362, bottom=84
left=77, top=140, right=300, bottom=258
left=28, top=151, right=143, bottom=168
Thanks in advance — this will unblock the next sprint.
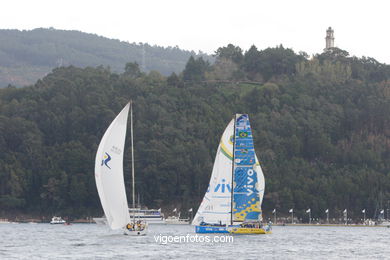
left=2, top=0, right=390, bottom=64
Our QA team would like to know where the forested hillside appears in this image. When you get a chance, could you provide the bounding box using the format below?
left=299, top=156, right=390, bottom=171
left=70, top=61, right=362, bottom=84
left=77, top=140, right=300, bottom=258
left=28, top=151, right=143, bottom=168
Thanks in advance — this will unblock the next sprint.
left=0, top=28, right=211, bottom=87
left=0, top=44, right=390, bottom=221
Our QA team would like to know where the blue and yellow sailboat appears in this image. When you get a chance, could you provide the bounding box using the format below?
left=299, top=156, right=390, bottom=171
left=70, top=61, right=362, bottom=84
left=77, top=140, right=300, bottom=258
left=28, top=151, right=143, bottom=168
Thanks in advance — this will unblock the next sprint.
left=192, top=114, right=271, bottom=234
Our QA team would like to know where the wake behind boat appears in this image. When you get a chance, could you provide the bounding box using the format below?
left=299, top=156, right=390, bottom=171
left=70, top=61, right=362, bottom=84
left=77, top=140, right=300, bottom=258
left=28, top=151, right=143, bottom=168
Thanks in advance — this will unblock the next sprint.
left=95, top=101, right=147, bottom=235
left=192, top=114, right=271, bottom=234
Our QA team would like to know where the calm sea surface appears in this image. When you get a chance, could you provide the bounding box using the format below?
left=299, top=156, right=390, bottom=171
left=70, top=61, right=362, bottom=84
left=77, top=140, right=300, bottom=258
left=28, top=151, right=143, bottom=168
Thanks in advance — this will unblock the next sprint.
left=0, top=223, right=389, bottom=259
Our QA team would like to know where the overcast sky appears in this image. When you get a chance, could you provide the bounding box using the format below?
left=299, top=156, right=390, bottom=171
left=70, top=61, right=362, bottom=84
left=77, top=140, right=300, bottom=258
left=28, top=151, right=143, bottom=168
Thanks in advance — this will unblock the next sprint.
left=2, top=0, right=390, bottom=64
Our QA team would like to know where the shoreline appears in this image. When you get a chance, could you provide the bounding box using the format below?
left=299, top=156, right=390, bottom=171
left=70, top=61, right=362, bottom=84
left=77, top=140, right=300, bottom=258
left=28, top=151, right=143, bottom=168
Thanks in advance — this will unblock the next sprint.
left=0, top=218, right=95, bottom=224
left=274, top=223, right=390, bottom=228
left=1, top=220, right=389, bottom=227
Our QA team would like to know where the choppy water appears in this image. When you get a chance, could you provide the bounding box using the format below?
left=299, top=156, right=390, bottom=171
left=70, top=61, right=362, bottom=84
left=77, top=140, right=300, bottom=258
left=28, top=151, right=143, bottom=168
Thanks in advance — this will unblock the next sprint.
left=0, top=223, right=389, bottom=259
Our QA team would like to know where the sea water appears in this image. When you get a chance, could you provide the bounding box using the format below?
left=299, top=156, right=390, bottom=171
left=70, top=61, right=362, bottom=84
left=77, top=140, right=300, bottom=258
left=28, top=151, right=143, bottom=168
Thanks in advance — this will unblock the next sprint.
left=0, top=223, right=389, bottom=259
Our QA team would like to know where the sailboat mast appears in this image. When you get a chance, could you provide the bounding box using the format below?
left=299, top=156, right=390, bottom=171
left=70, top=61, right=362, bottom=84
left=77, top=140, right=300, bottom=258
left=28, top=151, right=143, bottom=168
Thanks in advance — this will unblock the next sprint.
left=130, top=101, right=136, bottom=211
left=230, top=114, right=237, bottom=226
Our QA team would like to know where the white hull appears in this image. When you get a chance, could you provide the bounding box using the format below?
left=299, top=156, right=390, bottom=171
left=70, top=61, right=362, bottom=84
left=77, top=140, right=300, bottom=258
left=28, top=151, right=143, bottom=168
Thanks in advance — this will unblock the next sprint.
left=123, top=228, right=148, bottom=236
left=123, top=223, right=148, bottom=236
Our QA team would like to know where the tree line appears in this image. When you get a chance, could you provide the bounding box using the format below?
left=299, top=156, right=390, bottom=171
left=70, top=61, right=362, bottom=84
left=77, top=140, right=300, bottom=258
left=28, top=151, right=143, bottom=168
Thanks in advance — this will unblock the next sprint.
left=0, top=44, right=389, bottom=221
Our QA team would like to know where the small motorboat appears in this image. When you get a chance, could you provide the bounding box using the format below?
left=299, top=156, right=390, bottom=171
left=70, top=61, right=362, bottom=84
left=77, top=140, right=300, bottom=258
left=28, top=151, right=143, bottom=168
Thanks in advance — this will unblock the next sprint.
left=50, top=216, right=66, bottom=224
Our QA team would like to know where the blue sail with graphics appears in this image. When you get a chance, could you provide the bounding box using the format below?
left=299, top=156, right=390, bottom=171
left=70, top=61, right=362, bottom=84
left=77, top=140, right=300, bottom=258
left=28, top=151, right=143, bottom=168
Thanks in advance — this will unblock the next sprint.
left=232, top=114, right=262, bottom=222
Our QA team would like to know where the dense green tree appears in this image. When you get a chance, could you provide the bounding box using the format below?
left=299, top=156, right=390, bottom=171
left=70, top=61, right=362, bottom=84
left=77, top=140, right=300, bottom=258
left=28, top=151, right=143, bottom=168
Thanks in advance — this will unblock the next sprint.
left=242, top=45, right=262, bottom=80
left=214, top=44, right=244, bottom=64
left=124, top=62, right=142, bottom=78
left=182, top=56, right=210, bottom=82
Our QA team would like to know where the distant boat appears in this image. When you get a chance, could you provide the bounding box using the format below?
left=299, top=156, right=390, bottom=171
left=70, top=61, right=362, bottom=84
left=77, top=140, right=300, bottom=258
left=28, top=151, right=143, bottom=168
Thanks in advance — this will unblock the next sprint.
left=128, top=208, right=165, bottom=224
left=0, top=218, right=10, bottom=224
left=95, top=101, right=147, bottom=235
left=93, top=216, right=107, bottom=225
left=94, top=208, right=165, bottom=225
left=192, top=114, right=271, bottom=234
left=165, top=216, right=190, bottom=225
left=50, top=216, right=66, bottom=224
left=377, top=221, right=390, bottom=228
left=165, top=213, right=189, bottom=225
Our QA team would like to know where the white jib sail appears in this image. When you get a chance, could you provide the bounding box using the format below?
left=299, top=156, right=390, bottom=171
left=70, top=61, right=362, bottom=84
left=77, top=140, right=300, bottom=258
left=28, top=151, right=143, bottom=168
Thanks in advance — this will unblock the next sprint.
left=95, top=103, right=131, bottom=230
left=192, top=119, right=234, bottom=225
left=255, top=154, right=265, bottom=220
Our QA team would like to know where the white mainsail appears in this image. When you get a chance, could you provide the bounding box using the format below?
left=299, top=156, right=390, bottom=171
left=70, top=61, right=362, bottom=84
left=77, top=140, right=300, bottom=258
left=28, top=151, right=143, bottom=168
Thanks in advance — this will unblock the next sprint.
left=95, top=103, right=131, bottom=230
left=192, top=119, right=234, bottom=225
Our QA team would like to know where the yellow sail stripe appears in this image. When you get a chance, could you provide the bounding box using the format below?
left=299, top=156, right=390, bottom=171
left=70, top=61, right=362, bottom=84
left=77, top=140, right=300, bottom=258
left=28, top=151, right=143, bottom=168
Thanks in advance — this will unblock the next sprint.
left=228, top=135, right=233, bottom=145
left=220, top=141, right=233, bottom=160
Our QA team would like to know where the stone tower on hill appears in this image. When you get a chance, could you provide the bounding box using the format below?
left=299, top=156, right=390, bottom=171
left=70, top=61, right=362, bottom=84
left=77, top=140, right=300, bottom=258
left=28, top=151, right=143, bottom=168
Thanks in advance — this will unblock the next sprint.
left=325, top=27, right=335, bottom=50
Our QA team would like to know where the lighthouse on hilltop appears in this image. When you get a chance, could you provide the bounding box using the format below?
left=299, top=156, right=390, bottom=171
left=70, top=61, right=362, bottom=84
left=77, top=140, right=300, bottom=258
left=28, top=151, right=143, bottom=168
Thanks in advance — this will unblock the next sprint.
left=325, top=27, right=335, bottom=50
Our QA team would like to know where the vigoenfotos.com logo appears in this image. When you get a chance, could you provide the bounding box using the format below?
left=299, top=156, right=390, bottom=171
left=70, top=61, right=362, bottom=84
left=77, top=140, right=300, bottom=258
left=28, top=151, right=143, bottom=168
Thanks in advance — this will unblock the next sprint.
left=154, top=234, right=234, bottom=245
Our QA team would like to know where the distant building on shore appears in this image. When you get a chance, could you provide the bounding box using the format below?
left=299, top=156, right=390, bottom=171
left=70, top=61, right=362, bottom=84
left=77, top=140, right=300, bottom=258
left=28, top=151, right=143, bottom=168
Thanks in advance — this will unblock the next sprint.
left=325, top=27, right=335, bottom=51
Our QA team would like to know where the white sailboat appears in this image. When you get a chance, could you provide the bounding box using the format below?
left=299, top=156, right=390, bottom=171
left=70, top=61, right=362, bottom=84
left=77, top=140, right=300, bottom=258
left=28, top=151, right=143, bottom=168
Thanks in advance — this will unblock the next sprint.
left=192, top=114, right=270, bottom=234
left=95, top=101, right=147, bottom=235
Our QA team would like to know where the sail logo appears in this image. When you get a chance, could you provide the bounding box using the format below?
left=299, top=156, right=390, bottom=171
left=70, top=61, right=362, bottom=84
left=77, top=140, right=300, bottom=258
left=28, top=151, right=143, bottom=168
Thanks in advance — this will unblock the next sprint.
left=244, top=169, right=255, bottom=196
left=236, top=114, right=248, bottom=126
left=101, top=152, right=111, bottom=169
left=214, top=179, right=231, bottom=193
left=205, top=205, right=214, bottom=211
left=110, top=146, right=122, bottom=155
left=238, top=131, right=248, bottom=138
